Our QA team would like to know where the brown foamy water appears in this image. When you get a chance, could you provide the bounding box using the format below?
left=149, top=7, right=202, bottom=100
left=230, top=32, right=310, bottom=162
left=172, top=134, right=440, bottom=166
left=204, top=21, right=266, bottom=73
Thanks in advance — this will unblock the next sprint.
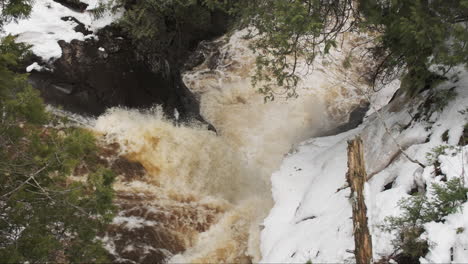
left=93, top=29, right=371, bottom=263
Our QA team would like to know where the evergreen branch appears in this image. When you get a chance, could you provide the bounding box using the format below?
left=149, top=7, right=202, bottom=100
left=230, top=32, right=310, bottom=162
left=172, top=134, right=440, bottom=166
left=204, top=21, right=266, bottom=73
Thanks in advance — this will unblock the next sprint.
left=0, top=164, right=49, bottom=199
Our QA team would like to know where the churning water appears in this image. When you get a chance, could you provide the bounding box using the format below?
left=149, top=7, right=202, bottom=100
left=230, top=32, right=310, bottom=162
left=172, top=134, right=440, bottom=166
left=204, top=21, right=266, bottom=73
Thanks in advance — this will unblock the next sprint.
left=92, top=30, right=369, bottom=263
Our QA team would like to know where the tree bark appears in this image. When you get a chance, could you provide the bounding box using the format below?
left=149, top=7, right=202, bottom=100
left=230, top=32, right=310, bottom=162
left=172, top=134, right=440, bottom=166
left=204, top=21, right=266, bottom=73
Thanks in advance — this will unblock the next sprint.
left=346, top=136, right=373, bottom=264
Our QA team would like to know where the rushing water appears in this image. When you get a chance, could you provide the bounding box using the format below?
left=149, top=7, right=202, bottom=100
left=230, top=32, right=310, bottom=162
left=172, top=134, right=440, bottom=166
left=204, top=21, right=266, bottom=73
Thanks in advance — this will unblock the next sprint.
left=90, top=30, right=368, bottom=263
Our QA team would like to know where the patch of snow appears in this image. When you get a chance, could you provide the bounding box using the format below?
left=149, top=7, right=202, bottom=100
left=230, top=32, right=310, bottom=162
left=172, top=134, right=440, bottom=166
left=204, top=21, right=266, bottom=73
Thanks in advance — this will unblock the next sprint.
left=366, top=78, right=401, bottom=116
left=174, top=108, right=179, bottom=121
left=262, top=66, right=468, bottom=263
left=112, top=216, right=157, bottom=230
left=101, top=235, right=119, bottom=257
left=26, top=62, right=43, bottom=72
left=421, top=199, right=468, bottom=263
left=123, top=245, right=135, bottom=253
left=261, top=128, right=359, bottom=263
left=2, top=0, right=122, bottom=61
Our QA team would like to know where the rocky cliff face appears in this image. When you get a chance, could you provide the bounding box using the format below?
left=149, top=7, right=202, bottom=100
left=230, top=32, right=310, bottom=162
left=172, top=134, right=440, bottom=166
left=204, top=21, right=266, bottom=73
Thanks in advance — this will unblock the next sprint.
left=29, top=26, right=196, bottom=118
left=26, top=1, right=229, bottom=125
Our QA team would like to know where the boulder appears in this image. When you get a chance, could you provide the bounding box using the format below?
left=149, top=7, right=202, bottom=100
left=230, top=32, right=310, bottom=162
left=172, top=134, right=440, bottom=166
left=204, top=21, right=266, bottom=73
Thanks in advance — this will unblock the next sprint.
left=53, top=0, right=88, bottom=12
left=28, top=25, right=205, bottom=124
left=26, top=3, right=231, bottom=129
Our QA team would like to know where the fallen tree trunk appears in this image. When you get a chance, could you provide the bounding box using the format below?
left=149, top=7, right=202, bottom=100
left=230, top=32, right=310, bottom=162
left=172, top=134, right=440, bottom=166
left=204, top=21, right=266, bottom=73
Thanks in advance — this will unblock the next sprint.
left=346, top=136, right=373, bottom=264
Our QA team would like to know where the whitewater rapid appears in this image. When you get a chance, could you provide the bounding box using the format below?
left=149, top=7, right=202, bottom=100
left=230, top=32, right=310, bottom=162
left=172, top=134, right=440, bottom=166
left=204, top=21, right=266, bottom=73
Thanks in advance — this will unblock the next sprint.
left=2, top=0, right=372, bottom=260
left=92, top=30, right=369, bottom=263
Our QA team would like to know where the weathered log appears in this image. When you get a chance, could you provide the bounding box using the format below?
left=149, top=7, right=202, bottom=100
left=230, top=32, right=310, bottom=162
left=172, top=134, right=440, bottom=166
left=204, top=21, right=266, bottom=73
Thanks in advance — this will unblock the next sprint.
left=346, top=136, right=373, bottom=264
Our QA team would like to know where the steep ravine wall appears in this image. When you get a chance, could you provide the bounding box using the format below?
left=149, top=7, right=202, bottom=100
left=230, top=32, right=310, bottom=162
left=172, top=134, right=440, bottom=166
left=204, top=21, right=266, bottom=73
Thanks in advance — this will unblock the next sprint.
left=93, top=29, right=375, bottom=263
left=260, top=67, right=468, bottom=263
left=5, top=2, right=381, bottom=262
left=21, top=0, right=229, bottom=124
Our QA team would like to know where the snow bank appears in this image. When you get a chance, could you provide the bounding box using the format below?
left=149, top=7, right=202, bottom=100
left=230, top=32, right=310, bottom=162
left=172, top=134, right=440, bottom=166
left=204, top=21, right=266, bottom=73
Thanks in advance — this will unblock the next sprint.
left=262, top=129, right=358, bottom=263
left=26, top=62, right=44, bottom=72
left=2, top=0, right=122, bottom=60
left=262, top=67, right=468, bottom=263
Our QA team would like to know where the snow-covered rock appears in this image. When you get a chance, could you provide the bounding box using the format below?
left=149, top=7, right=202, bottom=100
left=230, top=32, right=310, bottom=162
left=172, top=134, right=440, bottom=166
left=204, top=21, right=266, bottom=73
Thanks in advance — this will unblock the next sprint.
left=262, top=67, right=468, bottom=263
left=3, top=0, right=121, bottom=60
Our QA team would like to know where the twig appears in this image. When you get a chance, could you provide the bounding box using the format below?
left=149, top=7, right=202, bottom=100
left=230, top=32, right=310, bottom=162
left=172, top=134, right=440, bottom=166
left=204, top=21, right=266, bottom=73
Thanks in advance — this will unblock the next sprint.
left=364, top=91, right=426, bottom=168
left=1, top=165, right=49, bottom=199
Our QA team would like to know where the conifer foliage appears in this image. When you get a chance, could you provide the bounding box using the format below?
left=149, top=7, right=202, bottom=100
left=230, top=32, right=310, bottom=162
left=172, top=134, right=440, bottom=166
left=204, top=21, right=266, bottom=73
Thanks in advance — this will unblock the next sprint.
left=232, top=0, right=468, bottom=99
left=359, top=0, right=468, bottom=95
left=93, top=0, right=228, bottom=61
left=245, top=0, right=355, bottom=100
left=381, top=178, right=468, bottom=261
left=0, top=0, right=32, bottom=27
left=0, top=2, right=116, bottom=263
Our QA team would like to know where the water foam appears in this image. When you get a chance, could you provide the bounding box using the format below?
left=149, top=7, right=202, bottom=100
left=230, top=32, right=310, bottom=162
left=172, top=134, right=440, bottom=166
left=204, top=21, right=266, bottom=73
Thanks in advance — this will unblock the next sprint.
left=93, top=29, right=370, bottom=263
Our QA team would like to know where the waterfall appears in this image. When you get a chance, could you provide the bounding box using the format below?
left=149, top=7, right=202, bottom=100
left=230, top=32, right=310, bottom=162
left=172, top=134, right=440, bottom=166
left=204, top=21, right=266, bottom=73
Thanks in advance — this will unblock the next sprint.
left=92, top=29, right=368, bottom=263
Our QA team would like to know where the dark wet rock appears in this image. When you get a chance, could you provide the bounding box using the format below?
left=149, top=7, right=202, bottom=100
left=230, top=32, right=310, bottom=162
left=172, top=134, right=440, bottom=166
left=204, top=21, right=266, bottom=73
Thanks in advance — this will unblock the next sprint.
left=28, top=25, right=209, bottom=124
left=60, top=16, right=93, bottom=35
left=459, top=124, right=468, bottom=146
left=336, top=102, right=370, bottom=132
left=383, top=179, right=395, bottom=191
left=53, top=0, right=88, bottom=12
left=393, top=251, right=427, bottom=264
left=319, top=102, right=371, bottom=137
left=105, top=192, right=223, bottom=264
left=111, top=157, right=146, bottom=182
left=27, top=5, right=230, bottom=129
left=106, top=215, right=185, bottom=264
left=183, top=40, right=225, bottom=72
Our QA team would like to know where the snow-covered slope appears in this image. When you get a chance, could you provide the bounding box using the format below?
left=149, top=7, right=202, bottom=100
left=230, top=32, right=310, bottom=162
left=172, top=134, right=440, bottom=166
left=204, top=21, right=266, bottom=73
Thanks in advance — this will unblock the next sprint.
left=3, top=0, right=121, bottom=61
left=5, top=2, right=467, bottom=262
left=261, top=67, right=468, bottom=263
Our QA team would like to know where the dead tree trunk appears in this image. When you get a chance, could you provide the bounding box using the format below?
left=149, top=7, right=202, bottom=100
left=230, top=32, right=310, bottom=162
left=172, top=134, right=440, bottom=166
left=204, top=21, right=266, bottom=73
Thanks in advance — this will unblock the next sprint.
left=346, top=136, right=373, bottom=264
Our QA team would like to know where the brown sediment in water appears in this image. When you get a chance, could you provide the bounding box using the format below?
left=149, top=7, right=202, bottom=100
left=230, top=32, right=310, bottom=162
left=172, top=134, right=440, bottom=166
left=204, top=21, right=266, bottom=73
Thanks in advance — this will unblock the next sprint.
left=93, top=28, right=374, bottom=264
left=105, top=189, right=226, bottom=264
left=93, top=140, right=229, bottom=264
